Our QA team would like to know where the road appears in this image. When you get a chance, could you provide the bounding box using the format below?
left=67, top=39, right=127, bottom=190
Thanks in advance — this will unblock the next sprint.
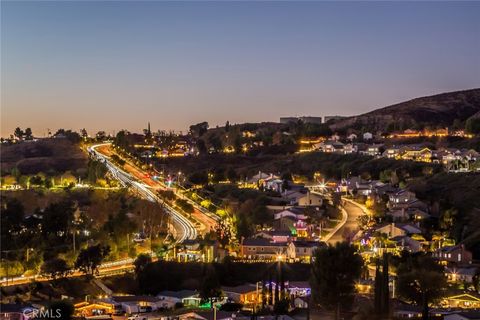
left=89, top=143, right=198, bottom=243
left=327, top=199, right=366, bottom=244
left=1, top=144, right=203, bottom=287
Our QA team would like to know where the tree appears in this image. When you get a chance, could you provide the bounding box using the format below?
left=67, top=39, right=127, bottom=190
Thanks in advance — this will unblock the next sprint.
left=199, top=265, right=222, bottom=305
left=189, top=122, right=209, bottom=138
left=75, top=244, right=110, bottom=276
left=465, top=118, right=480, bottom=134
left=14, top=127, right=24, bottom=140
left=175, top=199, right=194, bottom=216
left=208, top=135, right=223, bottom=153
left=310, top=242, right=363, bottom=319
left=134, top=253, right=152, bottom=277
left=41, top=258, right=71, bottom=280
left=80, top=128, right=88, bottom=139
left=42, top=200, right=76, bottom=241
left=215, top=220, right=232, bottom=249
left=103, top=203, right=137, bottom=245
left=374, top=253, right=390, bottom=318
left=396, top=252, right=447, bottom=320
left=0, top=198, right=25, bottom=250
left=24, top=127, right=33, bottom=140
left=196, top=139, right=207, bottom=155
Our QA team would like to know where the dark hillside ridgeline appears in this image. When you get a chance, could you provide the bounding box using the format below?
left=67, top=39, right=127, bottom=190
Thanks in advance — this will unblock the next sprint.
left=330, top=88, right=480, bottom=132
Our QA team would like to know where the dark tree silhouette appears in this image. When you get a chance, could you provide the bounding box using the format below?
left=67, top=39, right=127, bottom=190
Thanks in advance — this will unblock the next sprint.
left=396, top=252, right=447, bottom=320
left=75, top=244, right=110, bottom=276
left=199, top=264, right=222, bottom=306
left=14, top=127, right=24, bottom=140
left=310, top=242, right=363, bottom=320
left=41, top=258, right=71, bottom=280
left=134, top=253, right=152, bottom=277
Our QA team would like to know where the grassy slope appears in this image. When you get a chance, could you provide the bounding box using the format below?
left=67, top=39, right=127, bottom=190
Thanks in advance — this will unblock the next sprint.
left=1, top=138, right=87, bottom=175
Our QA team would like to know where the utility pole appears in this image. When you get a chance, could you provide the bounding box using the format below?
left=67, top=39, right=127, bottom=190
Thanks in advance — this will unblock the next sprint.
left=73, top=230, right=76, bottom=254
left=127, top=233, right=130, bottom=254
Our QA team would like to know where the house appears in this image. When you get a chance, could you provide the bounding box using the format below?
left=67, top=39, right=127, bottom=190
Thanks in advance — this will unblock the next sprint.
left=274, top=207, right=307, bottom=222
left=388, top=208, right=430, bottom=222
left=255, top=230, right=292, bottom=243
left=383, top=147, right=401, bottom=159
left=273, top=215, right=297, bottom=233
left=347, top=133, right=358, bottom=141
left=440, top=293, right=480, bottom=309
left=240, top=237, right=286, bottom=260
left=291, top=241, right=325, bottom=262
left=74, top=301, right=114, bottom=317
left=287, top=281, right=311, bottom=297
left=240, top=238, right=323, bottom=262
left=388, top=190, right=416, bottom=205
left=319, top=140, right=344, bottom=153
left=445, top=267, right=478, bottom=284
left=157, top=290, right=200, bottom=309
left=391, top=235, right=423, bottom=252
left=282, top=189, right=306, bottom=205
left=433, top=245, right=473, bottom=265
left=330, top=133, right=341, bottom=141
left=0, top=304, right=39, bottom=320
left=399, top=146, right=432, bottom=162
left=109, top=295, right=163, bottom=314
left=444, top=311, right=480, bottom=320
left=263, top=176, right=284, bottom=193
left=247, top=172, right=279, bottom=186
left=363, top=132, right=373, bottom=140
left=297, top=192, right=323, bottom=207
left=374, top=223, right=422, bottom=238
left=343, top=143, right=358, bottom=154
left=178, top=311, right=236, bottom=320
left=363, top=144, right=383, bottom=157
left=176, top=239, right=216, bottom=262
left=221, top=284, right=259, bottom=304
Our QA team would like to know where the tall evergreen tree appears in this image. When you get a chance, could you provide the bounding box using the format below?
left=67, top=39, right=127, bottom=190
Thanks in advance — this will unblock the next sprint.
left=381, top=254, right=390, bottom=317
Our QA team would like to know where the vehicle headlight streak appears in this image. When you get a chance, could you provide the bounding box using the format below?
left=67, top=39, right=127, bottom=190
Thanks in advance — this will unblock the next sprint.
left=88, top=144, right=197, bottom=243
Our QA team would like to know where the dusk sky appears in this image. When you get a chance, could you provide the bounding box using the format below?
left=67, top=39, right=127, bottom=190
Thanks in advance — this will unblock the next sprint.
left=1, top=1, right=479, bottom=137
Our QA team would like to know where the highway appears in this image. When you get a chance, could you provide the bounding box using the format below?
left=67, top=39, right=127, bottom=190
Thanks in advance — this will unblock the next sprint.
left=88, top=143, right=197, bottom=243
left=0, top=144, right=199, bottom=287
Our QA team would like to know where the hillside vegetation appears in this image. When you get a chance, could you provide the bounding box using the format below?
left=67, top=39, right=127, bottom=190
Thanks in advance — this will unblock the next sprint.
left=330, top=88, right=480, bottom=132
left=0, top=138, right=87, bottom=175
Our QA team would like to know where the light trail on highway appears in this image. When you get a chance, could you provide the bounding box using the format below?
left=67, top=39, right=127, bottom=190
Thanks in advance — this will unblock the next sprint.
left=88, top=143, right=197, bottom=243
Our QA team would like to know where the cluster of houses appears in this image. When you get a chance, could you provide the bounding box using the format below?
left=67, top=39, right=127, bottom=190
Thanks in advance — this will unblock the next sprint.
left=241, top=172, right=329, bottom=262
left=339, top=176, right=479, bottom=300
left=0, top=281, right=312, bottom=320
left=314, top=140, right=479, bottom=169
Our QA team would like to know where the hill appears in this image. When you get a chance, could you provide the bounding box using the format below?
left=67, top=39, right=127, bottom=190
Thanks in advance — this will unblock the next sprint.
left=0, top=138, right=87, bottom=175
left=329, top=88, right=480, bottom=132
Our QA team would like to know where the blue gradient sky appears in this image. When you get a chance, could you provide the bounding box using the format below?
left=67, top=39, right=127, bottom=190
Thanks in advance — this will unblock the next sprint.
left=2, top=1, right=479, bottom=137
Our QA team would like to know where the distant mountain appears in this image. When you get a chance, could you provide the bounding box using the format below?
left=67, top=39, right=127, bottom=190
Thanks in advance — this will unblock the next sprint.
left=329, top=88, right=480, bottom=132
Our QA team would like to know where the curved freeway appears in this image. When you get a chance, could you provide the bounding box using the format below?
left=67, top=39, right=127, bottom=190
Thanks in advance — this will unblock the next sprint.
left=88, top=143, right=197, bottom=243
